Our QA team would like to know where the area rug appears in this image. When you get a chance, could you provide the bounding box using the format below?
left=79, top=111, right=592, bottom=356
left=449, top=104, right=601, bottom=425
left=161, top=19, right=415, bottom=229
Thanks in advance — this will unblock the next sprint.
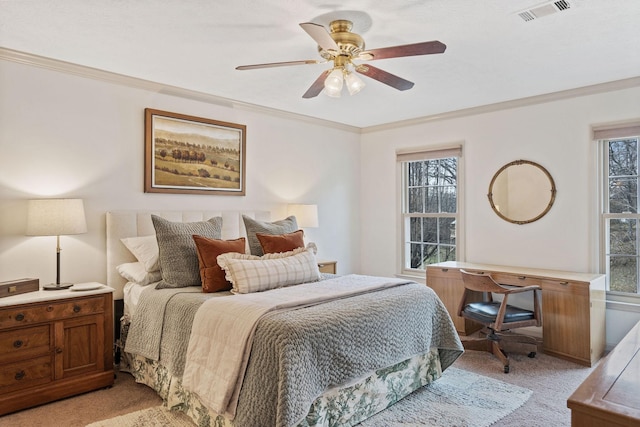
left=86, top=367, right=532, bottom=427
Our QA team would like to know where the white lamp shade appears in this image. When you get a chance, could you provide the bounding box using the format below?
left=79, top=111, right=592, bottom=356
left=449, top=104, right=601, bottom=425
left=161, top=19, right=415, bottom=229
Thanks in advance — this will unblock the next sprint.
left=345, top=72, right=366, bottom=95
left=324, top=69, right=343, bottom=98
left=26, top=199, right=88, bottom=236
left=287, top=204, right=319, bottom=228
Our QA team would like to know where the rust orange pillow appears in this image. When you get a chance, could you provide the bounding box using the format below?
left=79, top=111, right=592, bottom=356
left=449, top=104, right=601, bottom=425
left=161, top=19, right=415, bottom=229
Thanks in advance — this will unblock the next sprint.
left=192, top=235, right=245, bottom=292
left=256, top=230, right=305, bottom=254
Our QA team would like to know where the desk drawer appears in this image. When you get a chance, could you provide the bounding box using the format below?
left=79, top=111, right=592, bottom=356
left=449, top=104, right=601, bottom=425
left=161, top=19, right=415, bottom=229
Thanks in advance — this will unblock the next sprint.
left=0, top=325, right=51, bottom=364
left=0, top=355, right=52, bottom=394
left=490, top=273, right=541, bottom=288
left=0, top=297, right=105, bottom=329
left=426, top=266, right=461, bottom=280
left=540, top=279, right=587, bottom=294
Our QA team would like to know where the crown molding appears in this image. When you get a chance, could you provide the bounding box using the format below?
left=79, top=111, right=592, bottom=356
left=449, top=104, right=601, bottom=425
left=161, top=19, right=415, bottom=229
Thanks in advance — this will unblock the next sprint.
left=362, top=76, right=640, bottom=133
left=2, top=47, right=639, bottom=135
left=0, top=48, right=361, bottom=134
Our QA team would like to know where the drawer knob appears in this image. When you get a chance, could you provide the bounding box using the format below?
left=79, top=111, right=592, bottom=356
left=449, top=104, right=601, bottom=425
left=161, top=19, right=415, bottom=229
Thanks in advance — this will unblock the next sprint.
left=55, top=347, right=63, bottom=354
left=518, top=276, right=526, bottom=280
left=15, top=313, right=25, bottom=322
left=46, top=305, right=54, bottom=312
left=13, top=340, right=23, bottom=348
left=560, top=281, right=569, bottom=286
left=73, top=305, right=81, bottom=313
left=441, top=268, right=449, bottom=272
left=15, top=370, right=25, bottom=381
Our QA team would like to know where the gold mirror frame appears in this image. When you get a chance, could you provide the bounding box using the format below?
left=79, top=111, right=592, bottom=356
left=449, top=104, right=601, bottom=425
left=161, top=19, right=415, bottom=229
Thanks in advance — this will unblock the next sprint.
left=487, top=160, right=557, bottom=225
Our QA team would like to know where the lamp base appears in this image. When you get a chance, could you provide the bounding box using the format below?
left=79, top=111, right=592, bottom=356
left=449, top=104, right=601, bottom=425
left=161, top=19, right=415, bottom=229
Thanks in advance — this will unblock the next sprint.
left=42, top=283, right=74, bottom=290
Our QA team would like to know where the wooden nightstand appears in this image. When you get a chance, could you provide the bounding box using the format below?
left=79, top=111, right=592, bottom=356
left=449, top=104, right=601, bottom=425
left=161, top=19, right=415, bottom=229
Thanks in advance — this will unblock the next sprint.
left=0, top=283, right=114, bottom=415
left=318, top=260, right=337, bottom=274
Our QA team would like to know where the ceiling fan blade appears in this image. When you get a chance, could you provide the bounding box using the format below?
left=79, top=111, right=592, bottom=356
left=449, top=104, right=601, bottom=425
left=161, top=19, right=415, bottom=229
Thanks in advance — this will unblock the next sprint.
left=236, top=60, right=321, bottom=70
left=361, top=41, right=446, bottom=61
left=355, top=64, right=414, bottom=91
left=300, top=22, right=339, bottom=51
left=302, top=70, right=331, bottom=99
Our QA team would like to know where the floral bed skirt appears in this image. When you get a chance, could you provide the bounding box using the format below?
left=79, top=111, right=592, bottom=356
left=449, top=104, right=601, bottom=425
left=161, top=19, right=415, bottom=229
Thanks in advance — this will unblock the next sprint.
left=127, top=348, right=442, bottom=427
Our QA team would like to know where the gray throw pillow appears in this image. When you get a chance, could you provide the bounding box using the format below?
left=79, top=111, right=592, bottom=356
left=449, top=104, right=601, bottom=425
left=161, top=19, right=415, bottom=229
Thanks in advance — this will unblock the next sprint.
left=242, top=215, right=298, bottom=256
left=152, top=215, right=223, bottom=288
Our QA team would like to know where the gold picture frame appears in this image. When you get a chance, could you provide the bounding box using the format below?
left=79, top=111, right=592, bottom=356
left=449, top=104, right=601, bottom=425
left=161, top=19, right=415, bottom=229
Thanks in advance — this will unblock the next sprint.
left=144, top=108, right=246, bottom=195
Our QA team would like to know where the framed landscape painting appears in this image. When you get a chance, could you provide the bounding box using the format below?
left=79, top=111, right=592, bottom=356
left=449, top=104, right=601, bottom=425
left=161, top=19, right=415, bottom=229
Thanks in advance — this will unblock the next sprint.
left=144, top=108, right=246, bottom=195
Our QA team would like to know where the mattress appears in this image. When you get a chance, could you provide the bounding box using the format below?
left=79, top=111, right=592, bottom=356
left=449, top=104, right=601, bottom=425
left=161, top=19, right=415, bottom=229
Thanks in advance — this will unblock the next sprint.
left=123, top=281, right=148, bottom=317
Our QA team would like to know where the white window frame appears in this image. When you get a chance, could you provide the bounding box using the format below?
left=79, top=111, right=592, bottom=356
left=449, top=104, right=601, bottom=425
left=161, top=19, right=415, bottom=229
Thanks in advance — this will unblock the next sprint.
left=397, top=145, right=464, bottom=277
left=596, top=123, right=640, bottom=302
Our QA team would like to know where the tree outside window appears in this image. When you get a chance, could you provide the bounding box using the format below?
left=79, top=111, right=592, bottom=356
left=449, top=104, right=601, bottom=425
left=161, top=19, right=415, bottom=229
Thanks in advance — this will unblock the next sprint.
left=605, top=137, right=640, bottom=294
left=403, top=157, right=458, bottom=271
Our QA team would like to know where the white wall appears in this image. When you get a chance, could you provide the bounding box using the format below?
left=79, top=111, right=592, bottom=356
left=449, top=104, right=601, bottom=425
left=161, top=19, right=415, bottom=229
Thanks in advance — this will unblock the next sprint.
left=0, top=59, right=361, bottom=287
left=2, top=55, right=640, bottom=348
left=359, top=86, right=640, bottom=347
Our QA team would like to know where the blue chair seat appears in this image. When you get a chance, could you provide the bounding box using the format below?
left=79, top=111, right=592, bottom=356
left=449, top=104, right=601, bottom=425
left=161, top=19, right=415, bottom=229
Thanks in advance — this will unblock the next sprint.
left=463, top=302, right=535, bottom=325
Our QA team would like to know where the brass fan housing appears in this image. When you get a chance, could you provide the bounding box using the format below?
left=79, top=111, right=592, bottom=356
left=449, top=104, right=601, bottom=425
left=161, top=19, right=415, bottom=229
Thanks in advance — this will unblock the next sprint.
left=319, top=20, right=365, bottom=60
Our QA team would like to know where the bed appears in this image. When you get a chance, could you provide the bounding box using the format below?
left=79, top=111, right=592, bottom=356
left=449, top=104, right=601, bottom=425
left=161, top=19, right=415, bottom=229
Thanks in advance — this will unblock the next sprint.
left=106, top=210, right=463, bottom=427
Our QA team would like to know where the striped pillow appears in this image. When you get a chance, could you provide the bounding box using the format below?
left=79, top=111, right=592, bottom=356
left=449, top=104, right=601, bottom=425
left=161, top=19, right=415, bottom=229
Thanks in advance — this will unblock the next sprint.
left=217, top=246, right=320, bottom=294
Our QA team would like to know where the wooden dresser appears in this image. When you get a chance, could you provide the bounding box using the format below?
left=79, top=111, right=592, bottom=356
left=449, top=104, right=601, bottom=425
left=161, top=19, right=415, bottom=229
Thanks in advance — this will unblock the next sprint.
left=0, top=285, right=114, bottom=415
left=426, top=261, right=606, bottom=366
left=568, top=321, right=640, bottom=426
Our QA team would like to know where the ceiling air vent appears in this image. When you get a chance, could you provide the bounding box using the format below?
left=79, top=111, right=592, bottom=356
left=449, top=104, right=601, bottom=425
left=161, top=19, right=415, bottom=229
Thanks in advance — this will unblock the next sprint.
left=517, top=0, right=571, bottom=22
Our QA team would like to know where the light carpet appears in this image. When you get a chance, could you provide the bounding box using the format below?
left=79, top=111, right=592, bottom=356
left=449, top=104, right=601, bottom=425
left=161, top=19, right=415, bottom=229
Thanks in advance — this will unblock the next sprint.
left=86, top=367, right=531, bottom=427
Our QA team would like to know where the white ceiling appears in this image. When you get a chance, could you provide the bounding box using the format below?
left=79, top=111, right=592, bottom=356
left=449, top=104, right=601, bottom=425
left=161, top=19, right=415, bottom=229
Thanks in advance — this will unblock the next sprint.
left=1, top=0, right=639, bottom=128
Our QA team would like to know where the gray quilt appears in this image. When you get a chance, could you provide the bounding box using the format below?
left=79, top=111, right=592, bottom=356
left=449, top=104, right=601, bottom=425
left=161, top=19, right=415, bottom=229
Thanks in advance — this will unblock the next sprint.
left=125, top=277, right=463, bottom=427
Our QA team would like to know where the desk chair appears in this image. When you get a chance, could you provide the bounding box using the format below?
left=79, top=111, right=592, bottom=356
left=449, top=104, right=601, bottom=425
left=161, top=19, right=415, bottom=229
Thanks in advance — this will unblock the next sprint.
left=458, top=269, right=542, bottom=373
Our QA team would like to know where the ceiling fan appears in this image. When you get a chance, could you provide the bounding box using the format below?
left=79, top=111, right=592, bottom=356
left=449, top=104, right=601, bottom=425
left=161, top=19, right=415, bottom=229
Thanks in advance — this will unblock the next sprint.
left=236, top=19, right=446, bottom=98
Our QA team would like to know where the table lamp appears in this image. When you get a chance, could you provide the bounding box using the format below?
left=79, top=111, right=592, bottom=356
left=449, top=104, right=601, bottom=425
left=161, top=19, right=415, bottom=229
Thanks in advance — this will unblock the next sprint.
left=287, top=204, right=319, bottom=229
left=26, top=198, right=87, bottom=290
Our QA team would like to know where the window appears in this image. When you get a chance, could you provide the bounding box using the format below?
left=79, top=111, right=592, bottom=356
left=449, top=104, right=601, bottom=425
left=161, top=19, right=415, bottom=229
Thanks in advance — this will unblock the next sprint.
left=398, top=146, right=461, bottom=273
left=598, top=124, right=640, bottom=296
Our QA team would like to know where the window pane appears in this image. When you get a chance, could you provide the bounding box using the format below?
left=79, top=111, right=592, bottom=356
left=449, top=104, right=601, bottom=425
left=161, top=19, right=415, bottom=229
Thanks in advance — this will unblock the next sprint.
left=440, top=186, right=457, bottom=213
left=440, top=158, right=457, bottom=185
left=438, top=246, right=456, bottom=262
left=609, top=218, right=637, bottom=255
left=408, top=162, right=423, bottom=186
left=609, top=178, right=638, bottom=214
left=609, top=139, right=638, bottom=177
left=439, top=218, right=456, bottom=245
left=423, top=244, right=439, bottom=265
left=409, top=243, right=423, bottom=269
left=426, top=161, right=440, bottom=185
left=409, top=217, right=422, bottom=242
left=423, top=217, right=437, bottom=244
left=609, top=256, right=638, bottom=293
left=408, top=188, right=424, bottom=213
left=425, top=187, right=439, bottom=213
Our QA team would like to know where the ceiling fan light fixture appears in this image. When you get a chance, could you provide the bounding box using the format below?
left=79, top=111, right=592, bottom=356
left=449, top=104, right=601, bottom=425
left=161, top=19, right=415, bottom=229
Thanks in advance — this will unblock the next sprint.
left=324, top=68, right=344, bottom=97
left=344, top=71, right=365, bottom=95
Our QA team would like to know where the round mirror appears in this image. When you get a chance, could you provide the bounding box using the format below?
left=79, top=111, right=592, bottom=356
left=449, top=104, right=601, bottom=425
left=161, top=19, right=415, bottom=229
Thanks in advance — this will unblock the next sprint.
left=487, top=160, right=557, bottom=225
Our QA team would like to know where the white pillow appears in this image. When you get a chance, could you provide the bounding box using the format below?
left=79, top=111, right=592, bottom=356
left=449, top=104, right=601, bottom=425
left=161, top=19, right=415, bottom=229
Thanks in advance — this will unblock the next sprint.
left=120, top=235, right=159, bottom=272
left=217, top=246, right=320, bottom=294
left=116, top=262, right=162, bottom=286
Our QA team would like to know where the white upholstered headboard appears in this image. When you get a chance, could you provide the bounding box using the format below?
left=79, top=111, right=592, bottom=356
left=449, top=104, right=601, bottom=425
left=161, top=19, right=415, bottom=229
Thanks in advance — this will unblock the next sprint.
left=106, top=210, right=271, bottom=299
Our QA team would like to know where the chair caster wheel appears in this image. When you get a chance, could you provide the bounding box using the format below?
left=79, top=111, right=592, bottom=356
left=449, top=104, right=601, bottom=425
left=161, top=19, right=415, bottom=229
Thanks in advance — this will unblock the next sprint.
left=504, top=365, right=510, bottom=373
left=528, top=352, right=536, bottom=358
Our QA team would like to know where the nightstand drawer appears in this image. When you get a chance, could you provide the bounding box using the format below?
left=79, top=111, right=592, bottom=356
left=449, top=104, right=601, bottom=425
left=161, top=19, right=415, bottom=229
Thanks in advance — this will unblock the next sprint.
left=318, top=261, right=337, bottom=274
left=0, top=297, right=105, bottom=329
left=0, top=325, right=51, bottom=364
left=0, top=355, right=52, bottom=394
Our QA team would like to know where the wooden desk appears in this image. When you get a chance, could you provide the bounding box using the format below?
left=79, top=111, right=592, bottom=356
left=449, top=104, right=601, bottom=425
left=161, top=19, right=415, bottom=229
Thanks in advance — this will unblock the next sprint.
left=568, top=321, right=640, bottom=426
left=426, top=261, right=606, bottom=366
